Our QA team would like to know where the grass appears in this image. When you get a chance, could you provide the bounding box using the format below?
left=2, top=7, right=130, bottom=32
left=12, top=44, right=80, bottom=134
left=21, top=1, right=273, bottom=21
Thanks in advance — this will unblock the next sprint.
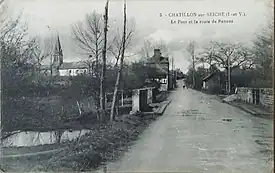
left=2, top=92, right=169, bottom=172
left=2, top=113, right=158, bottom=172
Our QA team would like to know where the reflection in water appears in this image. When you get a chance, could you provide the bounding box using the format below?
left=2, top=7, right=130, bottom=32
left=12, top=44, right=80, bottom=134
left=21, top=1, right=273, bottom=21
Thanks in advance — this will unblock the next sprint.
left=3, top=129, right=91, bottom=147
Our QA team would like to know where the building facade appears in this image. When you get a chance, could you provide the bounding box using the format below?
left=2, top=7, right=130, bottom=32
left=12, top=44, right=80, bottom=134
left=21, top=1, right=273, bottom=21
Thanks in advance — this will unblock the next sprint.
left=145, top=49, right=170, bottom=91
left=59, top=62, right=88, bottom=76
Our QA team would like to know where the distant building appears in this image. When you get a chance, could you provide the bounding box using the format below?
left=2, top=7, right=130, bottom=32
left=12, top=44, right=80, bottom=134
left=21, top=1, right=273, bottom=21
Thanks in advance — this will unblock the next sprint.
left=59, top=62, right=89, bottom=76
left=202, top=71, right=225, bottom=91
left=41, top=61, right=89, bottom=77
left=40, top=35, right=89, bottom=77
left=145, top=49, right=170, bottom=91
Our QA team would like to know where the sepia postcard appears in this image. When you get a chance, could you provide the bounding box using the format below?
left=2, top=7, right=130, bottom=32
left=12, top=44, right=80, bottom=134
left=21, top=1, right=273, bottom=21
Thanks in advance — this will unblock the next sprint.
left=0, top=0, right=274, bottom=172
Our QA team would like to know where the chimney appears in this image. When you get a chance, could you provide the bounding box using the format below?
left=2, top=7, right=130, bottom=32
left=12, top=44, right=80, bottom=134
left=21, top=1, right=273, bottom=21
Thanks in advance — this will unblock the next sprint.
left=153, top=49, right=161, bottom=58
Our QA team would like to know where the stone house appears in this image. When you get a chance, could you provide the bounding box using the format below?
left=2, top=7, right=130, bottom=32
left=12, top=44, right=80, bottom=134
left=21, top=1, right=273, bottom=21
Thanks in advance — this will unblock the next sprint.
left=145, top=49, right=170, bottom=91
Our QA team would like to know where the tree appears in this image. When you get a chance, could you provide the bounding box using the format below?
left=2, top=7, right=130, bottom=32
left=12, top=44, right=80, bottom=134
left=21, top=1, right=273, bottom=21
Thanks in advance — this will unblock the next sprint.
left=139, top=39, right=170, bottom=59
left=110, top=0, right=132, bottom=121
left=196, top=44, right=216, bottom=71
left=108, top=19, right=135, bottom=67
left=72, top=11, right=104, bottom=77
left=185, top=66, right=208, bottom=89
left=202, top=41, right=254, bottom=70
left=252, top=23, right=273, bottom=85
left=199, top=41, right=254, bottom=93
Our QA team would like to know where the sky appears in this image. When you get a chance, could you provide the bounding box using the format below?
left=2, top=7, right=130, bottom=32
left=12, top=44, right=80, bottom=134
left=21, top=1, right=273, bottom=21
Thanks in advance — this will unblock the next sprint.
left=4, top=0, right=273, bottom=72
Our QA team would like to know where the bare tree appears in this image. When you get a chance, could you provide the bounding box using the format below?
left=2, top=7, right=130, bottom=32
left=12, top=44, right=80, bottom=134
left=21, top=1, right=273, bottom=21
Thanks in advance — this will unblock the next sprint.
left=139, top=39, right=170, bottom=59
left=72, top=9, right=109, bottom=121
left=206, top=41, right=254, bottom=70
left=199, top=41, right=254, bottom=93
left=109, top=20, right=135, bottom=67
left=197, top=45, right=215, bottom=69
left=110, top=0, right=135, bottom=121
left=23, top=36, right=56, bottom=79
left=72, top=11, right=104, bottom=77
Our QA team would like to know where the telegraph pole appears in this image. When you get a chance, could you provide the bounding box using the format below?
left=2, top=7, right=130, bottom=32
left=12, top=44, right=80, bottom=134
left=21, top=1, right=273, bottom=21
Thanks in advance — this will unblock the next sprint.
left=171, top=56, right=175, bottom=88
left=228, top=57, right=231, bottom=94
left=192, top=42, right=195, bottom=88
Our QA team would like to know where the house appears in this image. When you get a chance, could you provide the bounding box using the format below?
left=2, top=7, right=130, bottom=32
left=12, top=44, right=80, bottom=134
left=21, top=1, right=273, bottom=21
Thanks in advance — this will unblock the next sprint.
left=202, top=71, right=226, bottom=91
left=41, top=61, right=89, bottom=77
left=59, top=62, right=89, bottom=76
left=145, top=49, right=170, bottom=91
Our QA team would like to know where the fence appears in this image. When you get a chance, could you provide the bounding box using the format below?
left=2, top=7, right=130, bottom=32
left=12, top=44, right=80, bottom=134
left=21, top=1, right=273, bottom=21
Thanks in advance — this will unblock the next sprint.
left=236, top=87, right=273, bottom=108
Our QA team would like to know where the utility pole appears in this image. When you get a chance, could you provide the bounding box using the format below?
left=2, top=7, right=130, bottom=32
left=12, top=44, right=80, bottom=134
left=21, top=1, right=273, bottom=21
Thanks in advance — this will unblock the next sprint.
left=191, top=42, right=195, bottom=88
left=228, top=56, right=231, bottom=94
left=100, top=0, right=109, bottom=121
left=187, top=41, right=196, bottom=88
left=50, top=54, right=53, bottom=76
left=171, top=56, right=175, bottom=88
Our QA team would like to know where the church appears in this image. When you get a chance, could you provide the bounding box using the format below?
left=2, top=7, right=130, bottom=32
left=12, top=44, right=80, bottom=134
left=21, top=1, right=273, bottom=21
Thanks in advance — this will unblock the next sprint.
left=41, top=35, right=88, bottom=77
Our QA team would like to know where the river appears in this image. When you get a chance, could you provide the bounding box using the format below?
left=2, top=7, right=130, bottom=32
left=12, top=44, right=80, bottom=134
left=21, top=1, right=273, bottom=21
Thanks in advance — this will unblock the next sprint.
left=2, top=129, right=91, bottom=147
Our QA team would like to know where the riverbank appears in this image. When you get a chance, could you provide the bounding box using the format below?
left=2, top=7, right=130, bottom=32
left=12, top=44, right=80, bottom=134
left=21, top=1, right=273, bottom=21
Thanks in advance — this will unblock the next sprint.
left=2, top=99, right=171, bottom=172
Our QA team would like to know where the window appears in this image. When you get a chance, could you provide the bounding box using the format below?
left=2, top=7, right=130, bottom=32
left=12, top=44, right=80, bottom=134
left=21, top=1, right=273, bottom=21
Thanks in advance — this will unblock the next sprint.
left=160, top=78, right=167, bottom=84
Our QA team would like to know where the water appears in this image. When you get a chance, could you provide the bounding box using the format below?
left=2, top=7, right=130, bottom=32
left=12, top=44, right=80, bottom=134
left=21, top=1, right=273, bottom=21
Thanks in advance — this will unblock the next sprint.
left=3, top=129, right=91, bottom=147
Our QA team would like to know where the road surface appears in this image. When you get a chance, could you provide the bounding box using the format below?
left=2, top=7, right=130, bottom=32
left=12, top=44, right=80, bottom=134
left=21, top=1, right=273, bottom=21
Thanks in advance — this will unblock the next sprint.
left=98, top=81, right=273, bottom=173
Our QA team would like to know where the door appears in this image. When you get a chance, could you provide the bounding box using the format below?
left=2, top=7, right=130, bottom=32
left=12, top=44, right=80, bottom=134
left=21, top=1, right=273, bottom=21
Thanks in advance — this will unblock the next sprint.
left=139, top=89, right=148, bottom=112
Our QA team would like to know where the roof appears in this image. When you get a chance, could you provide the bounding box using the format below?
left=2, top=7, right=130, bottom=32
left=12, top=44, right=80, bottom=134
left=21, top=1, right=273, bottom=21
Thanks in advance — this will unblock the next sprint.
left=147, top=55, right=169, bottom=64
left=146, top=56, right=169, bottom=74
left=59, top=62, right=87, bottom=69
left=202, top=71, right=221, bottom=81
left=41, top=61, right=88, bottom=70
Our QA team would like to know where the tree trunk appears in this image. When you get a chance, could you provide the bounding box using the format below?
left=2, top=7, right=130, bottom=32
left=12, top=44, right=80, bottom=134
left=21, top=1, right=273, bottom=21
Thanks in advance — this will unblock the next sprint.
left=110, top=1, right=127, bottom=122
left=100, top=0, right=109, bottom=121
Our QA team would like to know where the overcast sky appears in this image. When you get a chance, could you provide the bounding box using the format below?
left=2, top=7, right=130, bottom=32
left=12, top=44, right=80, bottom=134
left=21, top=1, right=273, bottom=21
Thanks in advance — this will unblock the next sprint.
left=5, top=0, right=272, bottom=72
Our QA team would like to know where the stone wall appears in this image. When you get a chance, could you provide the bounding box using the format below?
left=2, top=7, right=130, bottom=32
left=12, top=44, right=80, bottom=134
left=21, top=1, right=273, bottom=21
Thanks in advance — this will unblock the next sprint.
left=259, top=88, right=274, bottom=108
left=236, top=87, right=273, bottom=108
left=131, top=87, right=156, bottom=113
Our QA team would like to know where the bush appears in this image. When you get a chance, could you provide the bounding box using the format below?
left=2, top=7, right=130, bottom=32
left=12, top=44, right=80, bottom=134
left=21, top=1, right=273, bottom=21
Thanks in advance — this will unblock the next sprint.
left=208, top=84, right=222, bottom=94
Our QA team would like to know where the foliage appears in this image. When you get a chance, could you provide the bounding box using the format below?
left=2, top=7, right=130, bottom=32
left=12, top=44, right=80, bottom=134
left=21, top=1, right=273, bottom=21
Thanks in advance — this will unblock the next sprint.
left=185, top=67, right=208, bottom=89
left=207, top=84, right=222, bottom=94
left=197, top=41, right=254, bottom=70
left=39, top=114, right=153, bottom=172
left=251, top=26, right=273, bottom=85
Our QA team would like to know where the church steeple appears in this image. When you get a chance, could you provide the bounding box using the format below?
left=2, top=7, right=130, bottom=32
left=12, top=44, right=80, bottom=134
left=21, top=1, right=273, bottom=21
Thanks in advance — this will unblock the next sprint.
left=52, top=34, right=64, bottom=76
left=53, top=34, right=63, bottom=66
